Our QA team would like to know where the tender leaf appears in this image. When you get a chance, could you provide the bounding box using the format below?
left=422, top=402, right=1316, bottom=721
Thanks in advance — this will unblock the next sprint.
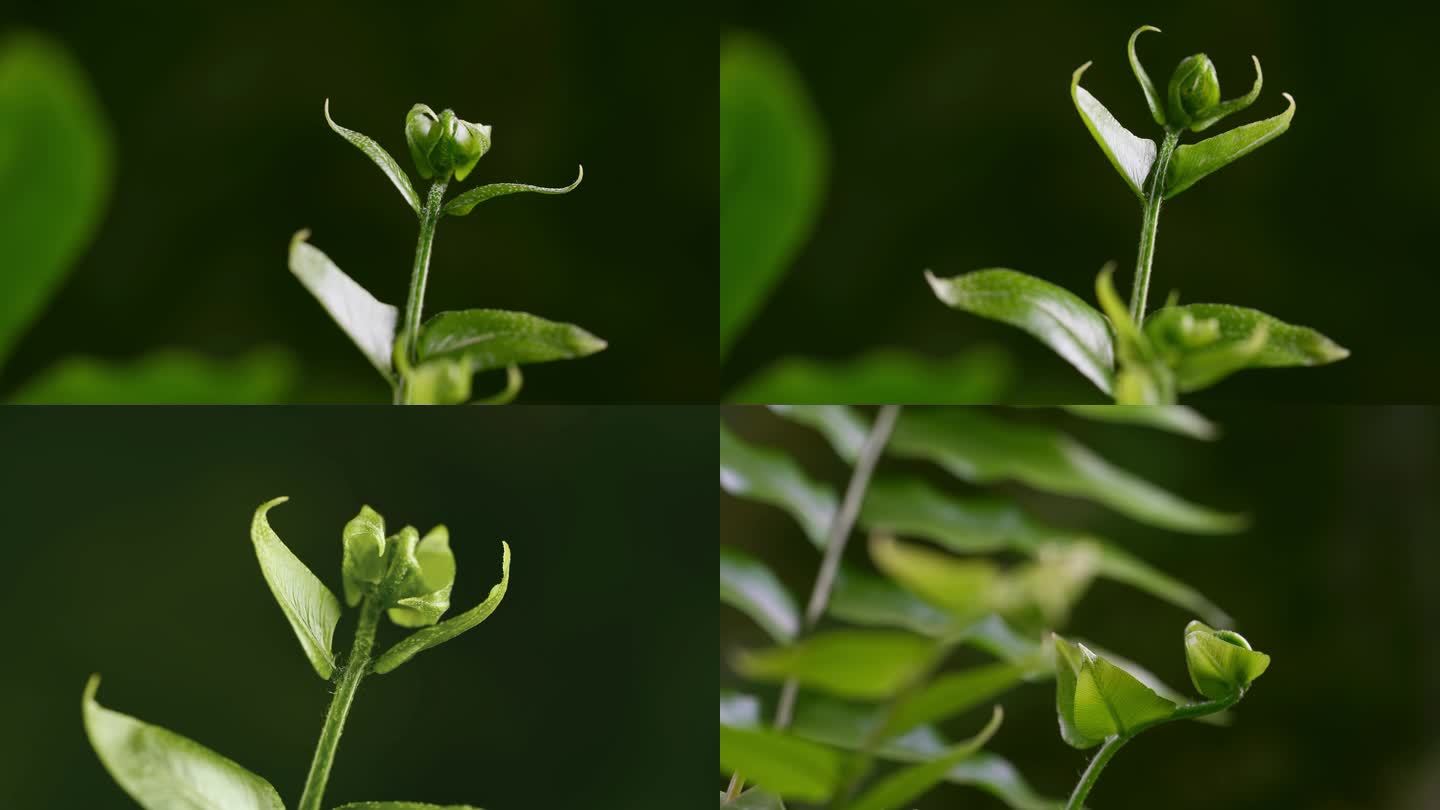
left=342, top=505, right=387, bottom=607
left=925, top=269, right=1114, bottom=395
left=842, top=706, right=1003, bottom=810
left=373, top=541, right=510, bottom=674
left=1184, top=620, right=1271, bottom=699
left=720, top=546, right=800, bottom=642
left=1127, top=26, right=1166, bottom=127
left=720, top=34, right=827, bottom=358
left=881, top=664, right=1027, bottom=741
left=719, top=424, right=837, bottom=547
left=1189, top=56, right=1264, bottom=132
left=1054, top=635, right=1175, bottom=747
left=415, top=309, right=606, bottom=372
left=889, top=408, right=1245, bottom=534
left=1164, top=94, right=1295, bottom=197
left=1064, top=404, right=1218, bottom=440
left=734, top=630, right=938, bottom=700
left=388, top=526, right=456, bottom=628
left=324, top=99, right=420, bottom=214
left=869, top=535, right=1000, bottom=620
left=442, top=165, right=583, bottom=216
left=1145, top=303, right=1348, bottom=391
left=10, top=348, right=295, bottom=404
left=251, top=497, right=342, bottom=679
left=83, top=676, right=285, bottom=810
left=289, top=230, right=399, bottom=380
left=0, top=33, right=112, bottom=366
left=731, top=347, right=1012, bottom=405
left=1070, top=62, right=1156, bottom=197
left=722, top=788, right=787, bottom=809
left=719, top=725, right=842, bottom=803
left=333, top=804, right=483, bottom=809
left=828, top=564, right=955, bottom=636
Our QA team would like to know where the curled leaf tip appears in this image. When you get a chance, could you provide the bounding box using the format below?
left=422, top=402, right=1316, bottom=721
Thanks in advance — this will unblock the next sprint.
left=83, top=673, right=101, bottom=703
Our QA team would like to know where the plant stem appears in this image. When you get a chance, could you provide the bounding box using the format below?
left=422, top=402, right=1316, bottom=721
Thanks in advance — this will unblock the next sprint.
left=1129, top=130, right=1180, bottom=323
left=394, top=177, right=450, bottom=404
left=297, top=595, right=382, bottom=810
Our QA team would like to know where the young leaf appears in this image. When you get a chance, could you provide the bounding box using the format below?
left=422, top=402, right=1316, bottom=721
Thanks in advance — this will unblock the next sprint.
left=1164, top=94, right=1295, bottom=197
left=734, top=629, right=939, bottom=700
left=401, top=355, right=474, bottom=405
left=83, top=676, right=285, bottom=810
left=888, top=409, right=1246, bottom=534
left=251, top=496, right=342, bottom=679
left=324, top=99, right=421, bottom=214
left=1184, top=620, right=1271, bottom=699
left=1146, top=303, right=1347, bottom=391
left=0, top=33, right=112, bottom=367
left=720, top=34, right=828, bottom=359
left=415, top=309, right=607, bottom=371
left=333, top=804, right=483, bottom=809
left=720, top=546, right=800, bottom=642
left=730, top=347, right=1012, bottom=405
left=373, top=541, right=510, bottom=674
left=289, top=230, right=399, bottom=380
left=719, top=725, right=843, bottom=803
left=1064, top=404, right=1218, bottom=440
left=925, top=269, right=1115, bottom=394
left=1127, top=26, right=1166, bottom=127
left=388, top=525, right=456, bottom=628
left=10, top=348, right=295, bottom=404
left=342, top=505, right=388, bottom=607
left=1070, top=62, right=1156, bottom=197
left=841, top=706, right=1003, bottom=810
left=1053, top=635, right=1175, bottom=747
left=719, top=425, right=838, bottom=547
left=442, top=165, right=584, bottom=216
left=722, top=788, right=788, bottom=809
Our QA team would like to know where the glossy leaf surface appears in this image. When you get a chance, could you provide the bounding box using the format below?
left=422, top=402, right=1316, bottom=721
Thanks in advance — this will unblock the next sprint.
left=1054, top=635, right=1175, bottom=748
left=442, top=165, right=583, bottom=216
left=720, top=546, right=800, bottom=642
left=1165, top=94, right=1294, bottom=197
left=251, top=497, right=342, bottom=679
left=1184, top=620, right=1271, bottom=699
left=83, top=676, right=285, bottom=810
left=731, top=347, right=1011, bottom=404
left=842, top=706, right=1002, bottom=810
left=735, top=630, right=938, bottom=699
left=10, top=348, right=294, bottom=404
left=719, top=425, right=837, bottom=547
left=415, top=309, right=606, bottom=372
left=325, top=99, right=420, bottom=214
left=289, top=230, right=399, bottom=380
left=925, top=269, right=1114, bottom=395
left=1070, top=62, right=1156, bottom=197
left=720, top=34, right=827, bottom=358
left=719, top=725, right=842, bottom=803
left=373, top=541, right=509, bottom=673
left=1146, top=303, right=1347, bottom=391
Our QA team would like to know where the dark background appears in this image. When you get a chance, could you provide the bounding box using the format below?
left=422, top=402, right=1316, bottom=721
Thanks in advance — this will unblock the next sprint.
left=720, top=0, right=1431, bottom=403
left=721, top=406, right=1440, bottom=809
left=0, top=406, right=711, bottom=808
left=2, top=0, right=715, bottom=402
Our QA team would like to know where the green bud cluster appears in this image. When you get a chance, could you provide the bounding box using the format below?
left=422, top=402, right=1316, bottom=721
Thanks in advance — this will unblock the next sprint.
left=404, top=103, right=492, bottom=182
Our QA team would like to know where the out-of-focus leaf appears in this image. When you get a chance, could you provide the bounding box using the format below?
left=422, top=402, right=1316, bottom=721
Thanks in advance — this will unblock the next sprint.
left=325, top=98, right=420, bottom=214
left=719, top=725, right=842, bottom=803
left=720, top=546, right=800, bottom=642
left=720, top=34, right=827, bottom=358
left=250, top=497, right=341, bottom=679
left=722, top=788, right=787, bottom=810
left=869, top=534, right=1000, bottom=620
left=416, top=309, right=606, bottom=372
left=1070, top=62, right=1156, bottom=197
left=83, top=676, right=284, bottom=810
left=841, top=706, right=1003, bottom=810
left=0, top=33, right=111, bottom=366
left=769, top=404, right=869, bottom=462
left=1145, top=303, right=1347, bottom=391
left=828, top=564, right=955, bottom=636
left=735, top=630, right=938, bottom=700
left=719, top=425, right=837, bottom=547
left=881, top=664, right=1027, bottom=741
left=288, top=230, right=398, bottom=379
left=10, top=348, right=295, bottom=403
left=889, top=409, right=1246, bottom=534
left=373, top=541, right=509, bottom=674
left=1165, top=94, right=1295, bottom=197
left=1064, top=404, right=1218, bottom=440
left=334, top=804, right=482, bottom=809
left=442, top=165, right=583, bottom=216
left=720, top=690, right=763, bottom=728
left=731, top=348, right=1011, bottom=405
left=925, top=269, right=1114, bottom=395
left=1054, top=635, right=1175, bottom=748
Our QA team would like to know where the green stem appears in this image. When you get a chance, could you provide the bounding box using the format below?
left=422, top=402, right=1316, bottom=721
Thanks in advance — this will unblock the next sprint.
left=1129, top=130, right=1180, bottom=323
left=394, top=177, right=450, bottom=404
left=297, top=596, right=382, bottom=810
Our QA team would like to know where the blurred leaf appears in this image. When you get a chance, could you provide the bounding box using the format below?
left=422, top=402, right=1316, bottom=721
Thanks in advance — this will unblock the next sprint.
left=735, top=630, right=938, bottom=700
left=1070, top=62, right=1155, bottom=196
left=373, top=541, right=509, bottom=674
left=720, top=34, right=827, bottom=358
left=720, top=690, right=763, bottom=728
left=719, top=725, right=842, bottom=803
left=1054, top=635, right=1175, bottom=748
left=1065, top=404, right=1218, bottom=440
left=1165, top=94, right=1295, bottom=197
left=925, top=269, right=1114, bottom=395
left=334, top=805, right=482, bottom=809
left=882, top=664, right=1027, bottom=741
left=417, top=309, right=606, bottom=371
left=288, top=230, right=398, bottom=379
left=720, top=546, right=800, bottom=642
left=0, top=32, right=111, bottom=366
left=83, top=676, right=285, bottom=810
left=731, top=347, right=1011, bottom=404
left=251, top=497, right=341, bottom=679
left=842, top=706, right=1003, bottom=810
left=769, top=404, right=869, bottom=462
left=828, top=564, right=955, bottom=636
left=722, top=789, right=787, bottom=809
left=889, top=409, right=1246, bottom=534
left=442, top=165, right=584, bottom=216
left=869, top=534, right=1001, bottom=620
left=325, top=98, right=420, bottom=214
left=719, top=424, right=837, bottom=547
left=1145, top=303, right=1347, bottom=391
left=10, top=348, right=295, bottom=403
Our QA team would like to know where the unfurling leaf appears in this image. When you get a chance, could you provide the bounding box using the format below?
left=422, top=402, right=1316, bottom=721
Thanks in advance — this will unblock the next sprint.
left=404, top=103, right=492, bottom=183
left=373, top=541, right=509, bottom=673
left=416, top=309, right=607, bottom=372
left=720, top=725, right=843, bottom=803
left=925, top=268, right=1115, bottom=395
left=342, top=505, right=387, bottom=607
left=325, top=99, right=421, bottom=214
left=1164, top=94, right=1294, bottom=197
left=443, top=165, right=584, bottom=216
left=734, top=630, right=938, bottom=700
left=1145, top=303, right=1347, bottom=391
left=1070, top=62, right=1156, bottom=197
left=387, top=525, right=456, bottom=628
left=841, top=706, right=1003, bottom=810
left=1053, top=635, right=1175, bottom=748
left=83, top=676, right=285, bottom=810
left=720, top=546, right=800, bottom=642
left=251, top=497, right=342, bottom=679
left=289, top=230, right=399, bottom=380
left=1127, top=26, right=1166, bottom=127
left=1184, top=620, right=1271, bottom=699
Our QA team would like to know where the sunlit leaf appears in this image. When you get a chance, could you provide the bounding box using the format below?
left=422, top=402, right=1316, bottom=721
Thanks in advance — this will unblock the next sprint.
left=373, top=541, right=509, bottom=673
left=83, top=676, right=284, bottom=810
left=416, top=309, right=606, bottom=372
left=841, top=706, right=1003, bottom=810
left=719, top=425, right=837, bottom=547
left=1165, top=94, right=1295, bottom=197
left=1070, top=62, right=1156, bottom=197
left=1145, top=303, right=1347, bottom=391
left=1064, top=404, right=1218, bottom=440
left=442, top=165, right=583, bottom=216
left=925, top=269, right=1114, bottom=395
left=719, top=725, right=842, bottom=803
left=251, top=497, right=341, bottom=679
left=720, top=34, right=827, bottom=358
left=720, top=546, right=800, bottom=642
left=289, top=229, right=399, bottom=380
left=0, top=33, right=111, bottom=366
left=9, top=348, right=295, bottom=403
left=734, top=630, right=938, bottom=700
left=731, top=348, right=1011, bottom=405
left=325, top=98, right=420, bottom=214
